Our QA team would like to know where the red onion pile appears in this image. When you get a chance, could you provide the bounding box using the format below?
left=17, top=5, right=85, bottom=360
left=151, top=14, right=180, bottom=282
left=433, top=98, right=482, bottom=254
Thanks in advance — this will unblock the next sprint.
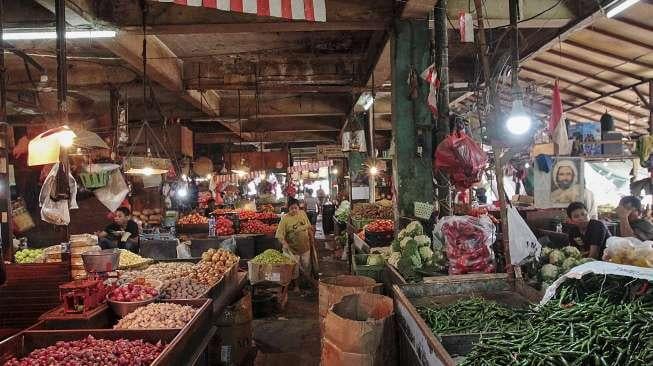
left=3, top=335, right=164, bottom=366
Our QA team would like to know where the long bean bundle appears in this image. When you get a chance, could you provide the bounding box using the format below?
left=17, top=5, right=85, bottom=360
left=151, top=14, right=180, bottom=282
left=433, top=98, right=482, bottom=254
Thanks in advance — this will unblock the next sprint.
left=418, top=298, right=531, bottom=334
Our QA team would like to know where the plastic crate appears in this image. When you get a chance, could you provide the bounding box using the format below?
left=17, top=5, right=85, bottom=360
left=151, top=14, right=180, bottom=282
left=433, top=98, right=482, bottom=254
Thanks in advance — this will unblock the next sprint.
left=353, top=254, right=384, bottom=282
left=414, top=202, right=434, bottom=220
left=79, top=170, right=110, bottom=189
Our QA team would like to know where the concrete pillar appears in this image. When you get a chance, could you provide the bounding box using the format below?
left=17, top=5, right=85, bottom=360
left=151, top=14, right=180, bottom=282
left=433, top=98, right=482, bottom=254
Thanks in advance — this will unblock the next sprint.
left=391, top=19, right=434, bottom=217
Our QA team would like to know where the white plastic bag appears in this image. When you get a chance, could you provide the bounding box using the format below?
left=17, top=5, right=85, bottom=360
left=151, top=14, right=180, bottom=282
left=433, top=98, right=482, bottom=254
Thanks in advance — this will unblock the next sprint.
left=219, top=236, right=237, bottom=253
left=603, top=236, right=653, bottom=268
left=39, top=163, right=78, bottom=225
left=507, top=205, right=542, bottom=265
left=94, top=169, right=129, bottom=212
left=176, top=239, right=192, bottom=259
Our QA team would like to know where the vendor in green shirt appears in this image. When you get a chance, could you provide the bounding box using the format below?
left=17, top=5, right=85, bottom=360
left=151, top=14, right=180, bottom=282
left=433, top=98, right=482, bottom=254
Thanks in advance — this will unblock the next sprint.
left=616, top=196, right=653, bottom=241
left=276, top=198, right=316, bottom=293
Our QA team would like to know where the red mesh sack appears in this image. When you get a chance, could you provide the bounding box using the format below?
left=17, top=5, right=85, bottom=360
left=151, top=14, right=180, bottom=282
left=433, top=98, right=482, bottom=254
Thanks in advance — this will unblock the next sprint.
left=434, top=132, right=488, bottom=190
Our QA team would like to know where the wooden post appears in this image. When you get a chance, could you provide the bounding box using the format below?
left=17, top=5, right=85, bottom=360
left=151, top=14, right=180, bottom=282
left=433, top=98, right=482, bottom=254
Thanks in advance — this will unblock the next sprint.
left=0, top=0, right=11, bottom=274
left=391, top=19, right=434, bottom=218
left=434, top=0, right=451, bottom=217
left=649, top=80, right=653, bottom=134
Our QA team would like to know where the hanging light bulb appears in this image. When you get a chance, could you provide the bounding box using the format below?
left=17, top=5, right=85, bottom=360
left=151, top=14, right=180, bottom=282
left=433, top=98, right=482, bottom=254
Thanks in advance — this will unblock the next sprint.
left=142, top=167, right=154, bottom=176
left=206, top=173, right=212, bottom=180
left=331, top=168, right=339, bottom=175
left=57, top=130, right=76, bottom=148
left=505, top=99, right=532, bottom=135
left=369, top=166, right=379, bottom=176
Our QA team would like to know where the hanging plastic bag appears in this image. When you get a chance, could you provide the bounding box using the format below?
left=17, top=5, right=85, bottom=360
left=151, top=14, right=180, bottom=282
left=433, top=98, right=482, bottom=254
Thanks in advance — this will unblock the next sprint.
left=434, top=131, right=488, bottom=190
left=38, top=163, right=78, bottom=225
left=436, top=215, right=496, bottom=275
left=41, top=198, right=70, bottom=226
left=507, top=205, right=542, bottom=265
left=218, top=236, right=237, bottom=254
left=94, top=169, right=129, bottom=212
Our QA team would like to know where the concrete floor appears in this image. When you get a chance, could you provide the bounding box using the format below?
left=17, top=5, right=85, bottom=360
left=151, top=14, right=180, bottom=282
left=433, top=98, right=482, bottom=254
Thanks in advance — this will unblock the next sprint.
left=252, top=216, right=348, bottom=366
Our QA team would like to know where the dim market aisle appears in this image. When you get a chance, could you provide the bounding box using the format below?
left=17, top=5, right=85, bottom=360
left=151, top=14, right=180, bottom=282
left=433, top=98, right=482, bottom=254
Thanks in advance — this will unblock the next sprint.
left=253, top=216, right=347, bottom=366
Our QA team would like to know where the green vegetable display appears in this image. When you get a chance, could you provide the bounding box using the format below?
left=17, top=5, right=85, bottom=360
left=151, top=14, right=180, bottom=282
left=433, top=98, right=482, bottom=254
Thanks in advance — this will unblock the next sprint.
left=460, top=275, right=653, bottom=366
left=14, top=248, right=44, bottom=264
left=334, top=200, right=350, bottom=223
left=251, top=249, right=294, bottom=264
left=366, top=254, right=385, bottom=266
left=418, top=298, right=530, bottom=335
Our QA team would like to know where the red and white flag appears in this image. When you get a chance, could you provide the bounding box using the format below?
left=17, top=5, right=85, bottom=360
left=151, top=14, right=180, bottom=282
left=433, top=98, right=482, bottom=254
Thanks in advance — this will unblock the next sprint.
left=549, top=80, right=571, bottom=155
left=421, top=63, right=440, bottom=116
left=153, top=0, right=326, bottom=22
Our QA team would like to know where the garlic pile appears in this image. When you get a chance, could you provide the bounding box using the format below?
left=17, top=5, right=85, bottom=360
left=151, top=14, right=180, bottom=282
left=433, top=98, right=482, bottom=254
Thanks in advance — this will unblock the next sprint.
left=114, top=303, right=196, bottom=329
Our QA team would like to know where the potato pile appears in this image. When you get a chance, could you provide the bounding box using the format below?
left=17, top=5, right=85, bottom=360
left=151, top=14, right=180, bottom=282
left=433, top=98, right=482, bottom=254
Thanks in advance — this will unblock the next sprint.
left=351, top=203, right=393, bottom=220
left=160, top=277, right=210, bottom=299
left=119, top=262, right=195, bottom=284
left=114, top=303, right=196, bottom=329
left=191, top=249, right=239, bottom=285
left=132, top=208, right=163, bottom=226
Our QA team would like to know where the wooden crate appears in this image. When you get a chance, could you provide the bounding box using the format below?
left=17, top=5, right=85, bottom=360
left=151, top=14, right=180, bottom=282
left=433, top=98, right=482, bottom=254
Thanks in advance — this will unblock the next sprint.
left=392, top=274, right=541, bottom=366
left=247, top=261, right=295, bottom=286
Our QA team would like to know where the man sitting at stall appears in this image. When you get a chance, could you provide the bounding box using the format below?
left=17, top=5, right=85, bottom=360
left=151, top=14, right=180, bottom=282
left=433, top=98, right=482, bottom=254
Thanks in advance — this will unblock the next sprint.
left=97, top=207, right=140, bottom=252
left=616, top=196, right=653, bottom=241
left=566, top=202, right=611, bottom=259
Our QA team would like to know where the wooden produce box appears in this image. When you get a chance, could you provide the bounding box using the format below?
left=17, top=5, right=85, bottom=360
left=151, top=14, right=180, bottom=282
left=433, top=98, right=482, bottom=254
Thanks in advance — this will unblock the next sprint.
left=352, top=254, right=384, bottom=282
left=247, top=261, right=295, bottom=286
left=392, top=274, right=541, bottom=366
left=2, top=299, right=214, bottom=366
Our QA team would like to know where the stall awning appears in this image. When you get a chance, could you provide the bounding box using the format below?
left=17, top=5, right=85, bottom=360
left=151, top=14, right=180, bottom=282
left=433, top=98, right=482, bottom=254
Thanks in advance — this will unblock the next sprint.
left=152, top=0, right=326, bottom=22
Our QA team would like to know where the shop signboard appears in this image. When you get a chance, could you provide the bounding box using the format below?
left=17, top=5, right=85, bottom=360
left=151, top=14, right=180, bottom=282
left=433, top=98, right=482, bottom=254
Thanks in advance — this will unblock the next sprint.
left=317, top=145, right=346, bottom=160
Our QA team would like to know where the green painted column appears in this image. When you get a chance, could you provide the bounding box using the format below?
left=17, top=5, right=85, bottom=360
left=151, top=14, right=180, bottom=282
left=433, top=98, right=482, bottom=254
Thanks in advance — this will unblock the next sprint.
left=391, top=19, right=434, bottom=217
left=348, top=150, right=367, bottom=201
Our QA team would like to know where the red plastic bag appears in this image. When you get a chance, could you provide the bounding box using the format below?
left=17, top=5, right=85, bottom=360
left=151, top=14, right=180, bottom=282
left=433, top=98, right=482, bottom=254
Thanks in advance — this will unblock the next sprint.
left=436, top=215, right=496, bottom=275
left=434, top=132, right=488, bottom=190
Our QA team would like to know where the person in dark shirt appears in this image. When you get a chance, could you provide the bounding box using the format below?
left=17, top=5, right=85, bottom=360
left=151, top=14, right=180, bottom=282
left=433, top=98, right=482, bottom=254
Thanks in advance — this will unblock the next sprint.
left=616, top=196, right=653, bottom=241
left=566, top=202, right=610, bottom=259
left=97, top=207, right=140, bottom=252
left=204, top=199, right=216, bottom=217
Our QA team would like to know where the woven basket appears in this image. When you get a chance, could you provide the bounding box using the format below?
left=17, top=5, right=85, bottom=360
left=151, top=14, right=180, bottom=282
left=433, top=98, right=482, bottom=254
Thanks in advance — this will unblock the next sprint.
left=79, top=170, right=110, bottom=189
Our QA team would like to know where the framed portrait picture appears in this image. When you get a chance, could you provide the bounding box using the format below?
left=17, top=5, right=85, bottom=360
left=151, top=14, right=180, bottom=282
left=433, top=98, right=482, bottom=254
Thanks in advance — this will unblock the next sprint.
left=534, top=157, right=585, bottom=208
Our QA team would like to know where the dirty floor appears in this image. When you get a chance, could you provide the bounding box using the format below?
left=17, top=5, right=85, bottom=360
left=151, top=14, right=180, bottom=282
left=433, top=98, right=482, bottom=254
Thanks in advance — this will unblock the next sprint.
left=253, top=215, right=348, bottom=366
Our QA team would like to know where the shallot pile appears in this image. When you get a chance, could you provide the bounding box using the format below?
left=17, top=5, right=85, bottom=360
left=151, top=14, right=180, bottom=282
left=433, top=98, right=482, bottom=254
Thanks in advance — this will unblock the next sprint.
left=115, top=303, right=196, bottom=329
left=3, top=335, right=164, bottom=366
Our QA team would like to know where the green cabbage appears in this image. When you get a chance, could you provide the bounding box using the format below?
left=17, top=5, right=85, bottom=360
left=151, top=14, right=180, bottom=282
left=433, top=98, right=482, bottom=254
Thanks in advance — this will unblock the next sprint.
left=366, top=254, right=385, bottom=266
left=561, top=257, right=578, bottom=273
left=399, top=221, right=424, bottom=240
left=403, top=240, right=422, bottom=268
left=540, top=264, right=560, bottom=282
left=414, top=235, right=431, bottom=247
left=562, top=246, right=582, bottom=260
left=541, top=247, right=553, bottom=259
left=419, top=246, right=434, bottom=260
left=577, top=257, right=595, bottom=265
left=548, top=249, right=566, bottom=265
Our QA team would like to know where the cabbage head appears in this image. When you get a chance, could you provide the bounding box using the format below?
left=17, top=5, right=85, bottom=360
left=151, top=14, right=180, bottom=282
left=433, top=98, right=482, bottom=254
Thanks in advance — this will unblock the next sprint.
left=414, top=235, right=431, bottom=247
left=399, top=221, right=424, bottom=240
left=540, top=264, right=560, bottom=282
left=541, top=247, right=553, bottom=259
left=400, top=237, right=416, bottom=249
left=366, top=254, right=385, bottom=266
left=419, top=246, right=434, bottom=261
left=562, top=246, right=582, bottom=260
left=577, top=257, right=595, bottom=265
left=561, top=257, right=578, bottom=273
left=548, top=249, right=566, bottom=265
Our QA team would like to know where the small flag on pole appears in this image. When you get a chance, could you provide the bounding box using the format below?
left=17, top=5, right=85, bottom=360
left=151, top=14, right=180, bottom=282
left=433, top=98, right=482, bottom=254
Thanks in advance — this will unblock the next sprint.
left=421, top=63, right=440, bottom=116
left=549, top=80, right=572, bottom=155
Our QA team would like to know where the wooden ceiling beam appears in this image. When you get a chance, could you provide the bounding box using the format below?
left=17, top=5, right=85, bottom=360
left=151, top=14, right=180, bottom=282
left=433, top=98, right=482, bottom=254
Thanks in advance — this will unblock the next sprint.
left=586, top=28, right=653, bottom=52
left=219, top=94, right=350, bottom=119
left=530, top=58, right=628, bottom=89
left=521, top=66, right=647, bottom=114
left=188, top=84, right=358, bottom=94
left=564, top=40, right=653, bottom=69
left=543, top=49, right=645, bottom=81
left=195, top=131, right=337, bottom=144
left=123, top=21, right=386, bottom=35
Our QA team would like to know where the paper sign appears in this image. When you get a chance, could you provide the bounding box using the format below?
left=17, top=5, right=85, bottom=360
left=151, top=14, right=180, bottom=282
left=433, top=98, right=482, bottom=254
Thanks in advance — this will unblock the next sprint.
left=540, top=261, right=653, bottom=305
left=265, top=272, right=281, bottom=282
left=352, top=186, right=369, bottom=200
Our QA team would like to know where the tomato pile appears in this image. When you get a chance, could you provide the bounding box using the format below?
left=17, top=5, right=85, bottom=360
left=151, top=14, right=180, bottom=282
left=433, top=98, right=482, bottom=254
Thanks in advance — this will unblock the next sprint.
left=366, top=219, right=394, bottom=233
left=3, top=336, right=164, bottom=366
left=240, top=220, right=277, bottom=235
left=178, top=213, right=208, bottom=225
left=238, top=210, right=258, bottom=220
left=216, top=216, right=234, bottom=236
left=108, top=283, right=159, bottom=302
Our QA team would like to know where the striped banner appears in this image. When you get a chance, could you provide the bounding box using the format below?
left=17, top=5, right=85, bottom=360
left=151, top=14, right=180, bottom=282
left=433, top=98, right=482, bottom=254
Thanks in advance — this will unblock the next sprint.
left=154, top=0, right=326, bottom=22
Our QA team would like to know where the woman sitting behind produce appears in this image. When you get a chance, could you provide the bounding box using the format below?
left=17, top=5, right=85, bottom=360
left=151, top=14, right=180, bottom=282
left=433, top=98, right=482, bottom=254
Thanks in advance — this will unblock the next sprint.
left=616, top=195, right=653, bottom=241
left=566, top=202, right=610, bottom=259
left=276, top=198, right=316, bottom=293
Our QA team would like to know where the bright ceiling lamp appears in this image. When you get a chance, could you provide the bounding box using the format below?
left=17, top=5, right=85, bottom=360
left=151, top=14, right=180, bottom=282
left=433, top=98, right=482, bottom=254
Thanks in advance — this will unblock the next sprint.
left=505, top=99, right=531, bottom=135
left=28, top=125, right=77, bottom=166
left=3, top=30, right=116, bottom=41
left=606, top=0, right=640, bottom=18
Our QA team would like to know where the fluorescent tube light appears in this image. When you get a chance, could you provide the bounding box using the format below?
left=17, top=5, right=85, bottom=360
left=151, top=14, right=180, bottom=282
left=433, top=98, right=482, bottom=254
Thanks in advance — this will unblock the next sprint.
left=606, top=0, right=640, bottom=18
left=3, top=30, right=116, bottom=41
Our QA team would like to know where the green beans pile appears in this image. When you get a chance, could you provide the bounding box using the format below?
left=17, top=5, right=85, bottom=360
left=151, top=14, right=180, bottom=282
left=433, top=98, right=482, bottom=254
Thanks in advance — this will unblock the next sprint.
left=460, top=277, right=653, bottom=366
left=418, top=298, right=531, bottom=335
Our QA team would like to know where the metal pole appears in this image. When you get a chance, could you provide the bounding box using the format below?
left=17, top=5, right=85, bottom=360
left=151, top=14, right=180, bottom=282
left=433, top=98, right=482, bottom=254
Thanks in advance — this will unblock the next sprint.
left=0, top=0, right=10, bottom=283
left=368, top=104, right=376, bottom=203
left=434, top=0, right=451, bottom=216
left=474, top=0, right=491, bottom=89
left=55, top=0, right=67, bottom=123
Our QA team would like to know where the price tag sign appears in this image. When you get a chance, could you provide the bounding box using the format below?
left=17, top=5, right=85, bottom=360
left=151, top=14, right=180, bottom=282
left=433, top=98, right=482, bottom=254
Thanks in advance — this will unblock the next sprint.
left=265, top=272, right=281, bottom=282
